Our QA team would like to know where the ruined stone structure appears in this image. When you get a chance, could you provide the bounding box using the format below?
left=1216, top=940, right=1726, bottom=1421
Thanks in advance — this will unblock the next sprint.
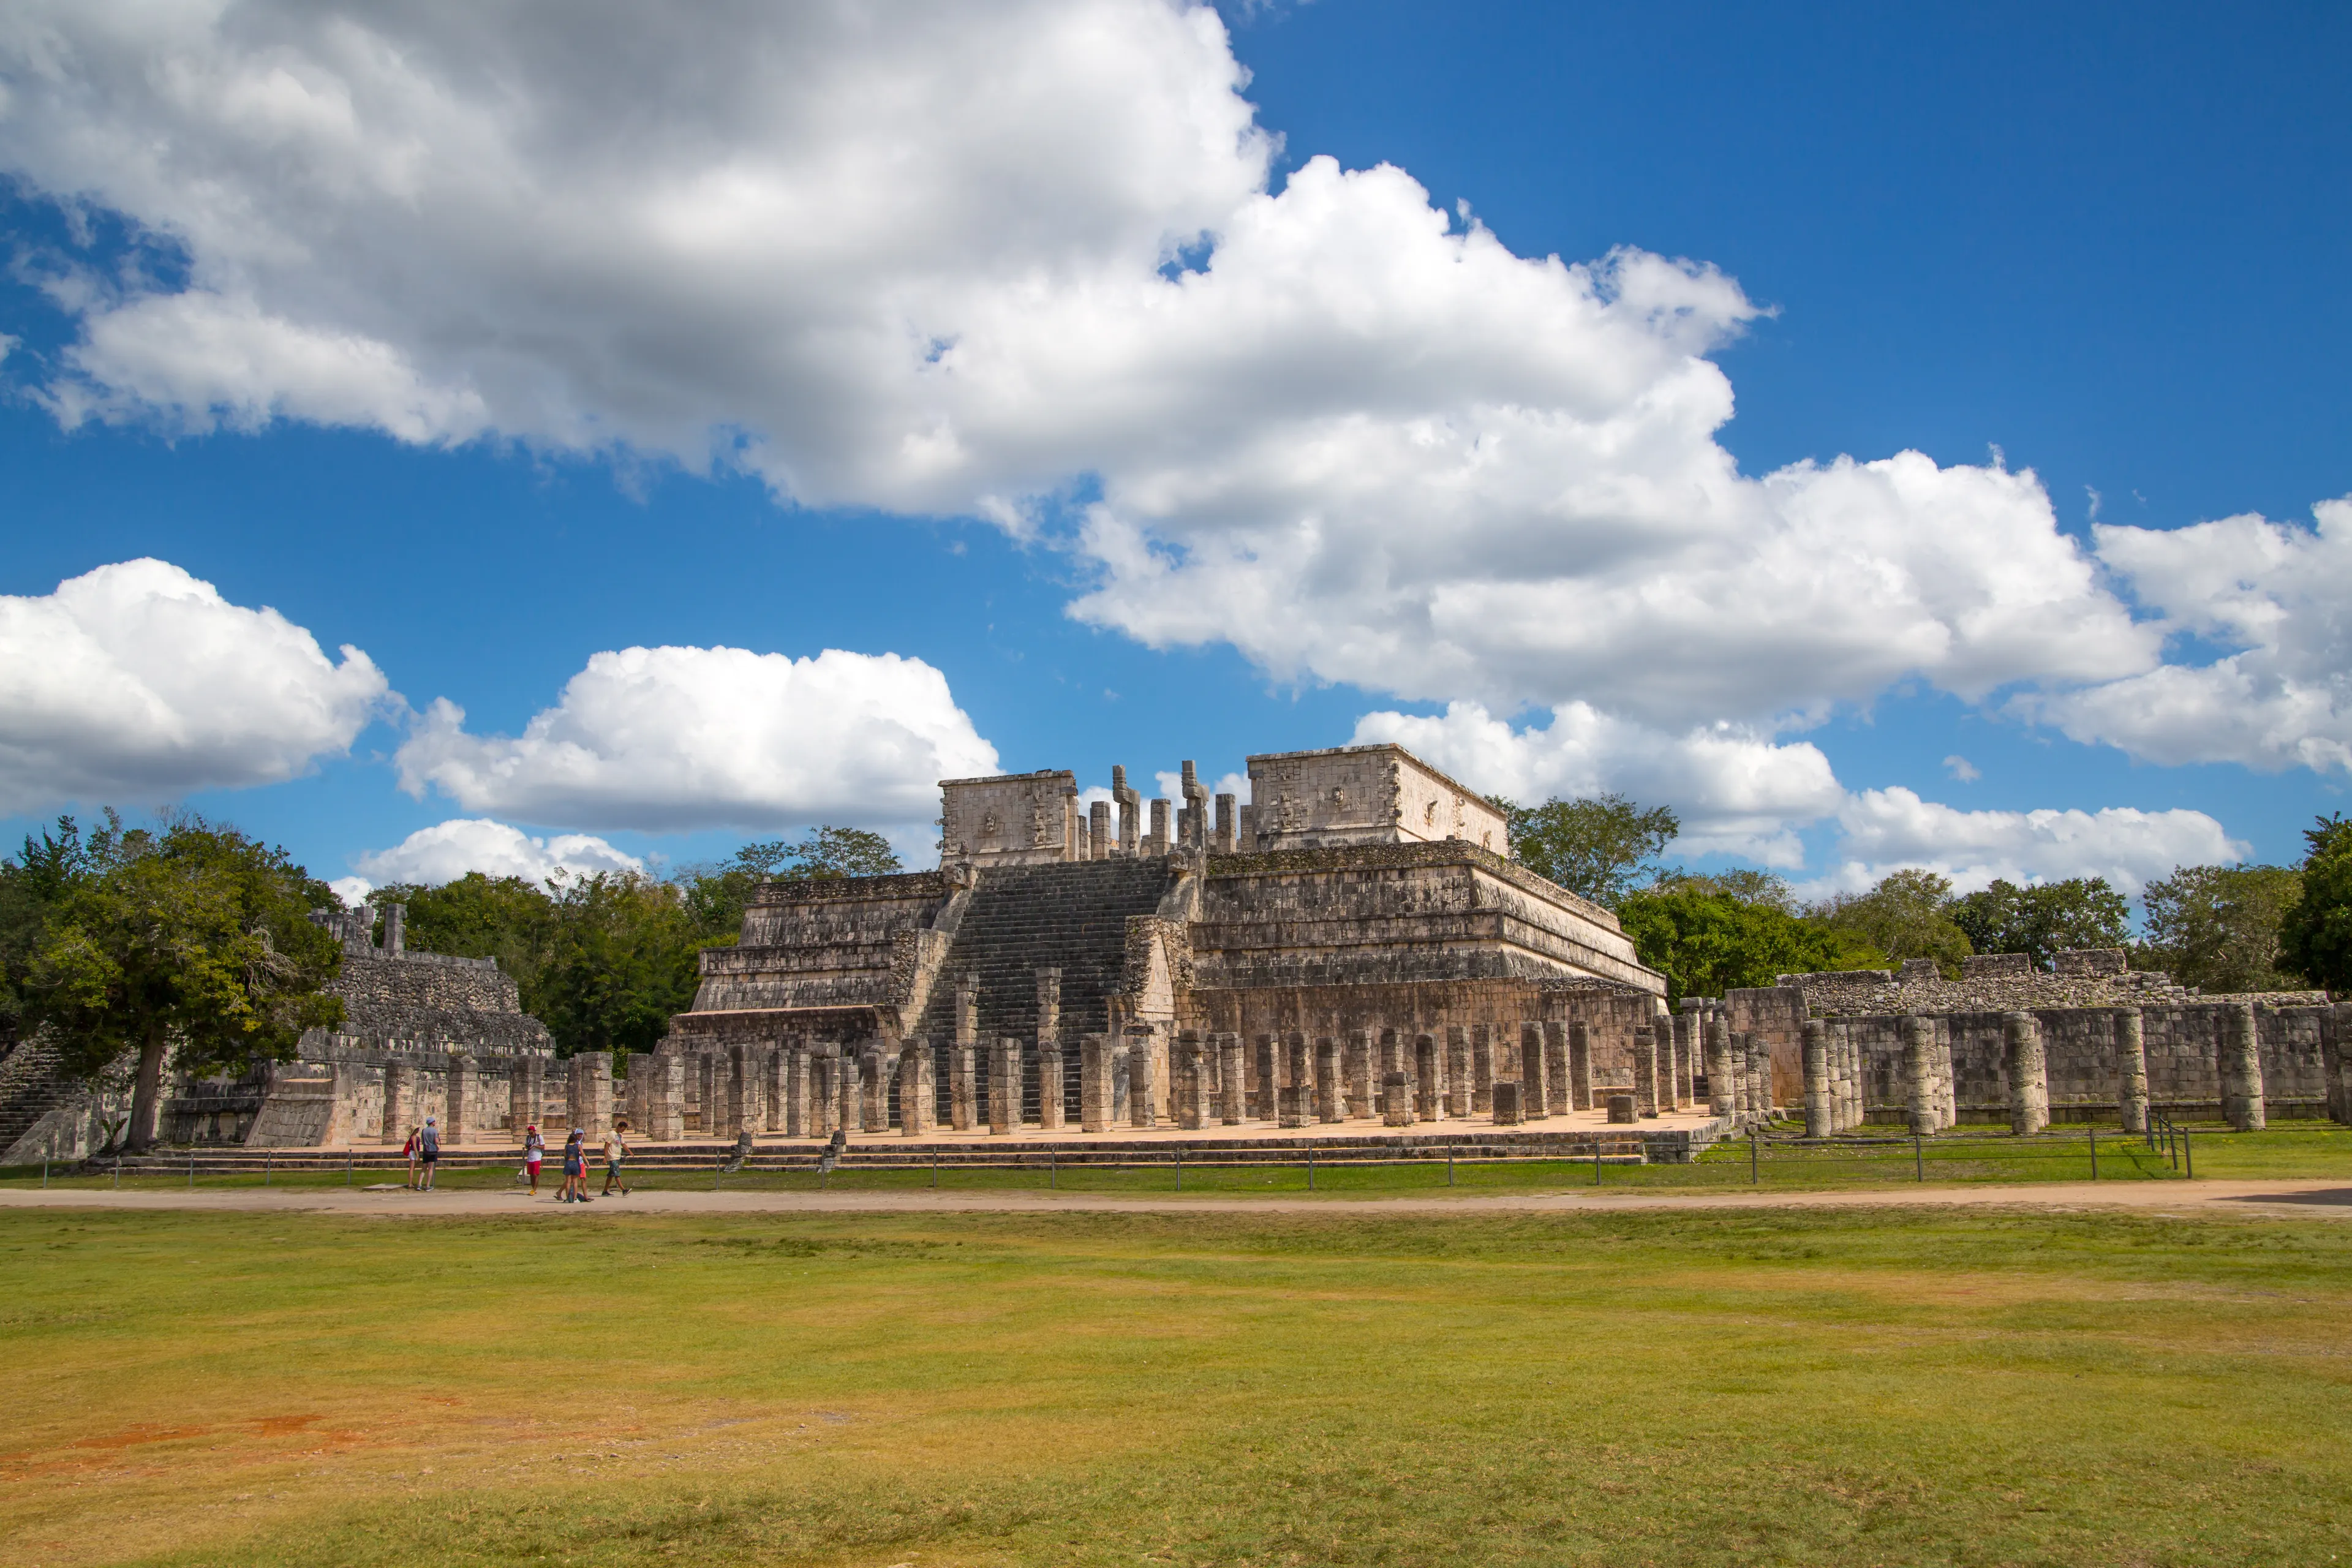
left=661, top=744, right=1711, bottom=1139
left=1687, top=948, right=2347, bottom=1130
left=157, top=905, right=564, bottom=1147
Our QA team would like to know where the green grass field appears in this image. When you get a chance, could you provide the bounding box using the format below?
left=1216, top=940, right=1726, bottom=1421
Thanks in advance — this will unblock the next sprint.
left=5, top=1199, right=2352, bottom=1567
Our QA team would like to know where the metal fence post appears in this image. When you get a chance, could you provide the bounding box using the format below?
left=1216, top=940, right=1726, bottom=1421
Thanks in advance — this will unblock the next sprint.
left=1751, top=1129, right=1760, bottom=1186
left=345, top=1150, right=353, bottom=1186
left=1913, top=1132, right=1924, bottom=1182
left=1594, top=1138, right=1602, bottom=1186
left=715, top=1150, right=722, bottom=1191
left=2088, top=1126, right=2097, bottom=1181
left=1305, top=1144, right=1313, bottom=1192
left=42, top=1160, right=48, bottom=1189
left=1447, top=1144, right=1455, bottom=1187
left=935, top=1150, right=942, bottom=1189
left=188, top=1151, right=196, bottom=1189
left=1175, top=1147, right=1183, bottom=1192
left=264, top=1152, right=273, bottom=1188
left=2182, top=1125, right=2193, bottom=1180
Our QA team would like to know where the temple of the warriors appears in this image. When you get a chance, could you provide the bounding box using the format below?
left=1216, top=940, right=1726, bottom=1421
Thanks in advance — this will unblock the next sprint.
left=4, top=739, right=2345, bottom=1160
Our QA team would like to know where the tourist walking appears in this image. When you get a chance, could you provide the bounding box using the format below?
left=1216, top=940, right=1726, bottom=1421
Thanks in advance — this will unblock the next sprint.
left=560, top=1128, right=589, bottom=1202
left=522, top=1124, right=545, bottom=1195
left=418, top=1117, right=441, bottom=1191
left=601, top=1121, right=631, bottom=1196
left=402, top=1125, right=421, bottom=1189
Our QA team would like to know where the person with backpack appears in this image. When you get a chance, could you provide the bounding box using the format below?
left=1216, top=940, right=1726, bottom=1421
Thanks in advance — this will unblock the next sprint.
left=522, top=1124, right=545, bottom=1196
left=560, top=1128, right=589, bottom=1202
left=402, top=1125, right=421, bottom=1190
left=418, top=1117, right=442, bottom=1191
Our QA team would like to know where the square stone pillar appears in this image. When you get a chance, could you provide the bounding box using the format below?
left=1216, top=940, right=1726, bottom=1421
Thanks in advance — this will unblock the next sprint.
left=782, top=1046, right=809, bottom=1137
left=1346, top=1029, right=1374, bottom=1120
left=1447, top=1027, right=1473, bottom=1118
left=2116, top=1008, right=2149, bottom=1134
left=1902, top=1016, right=1936, bottom=1135
left=1080, top=1033, right=1112, bottom=1133
left=1176, top=1031, right=1209, bottom=1130
left=1634, top=1027, right=1662, bottom=1118
left=1520, top=1023, right=1550, bottom=1121
left=644, top=1051, right=683, bottom=1140
left=1219, top=1032, right=1247, bottom=1125
left=508, top=1057, right=542, bottom=1142
left=1414, top=1032, right=1446, bottom=1121
left=1315, top=1037, right=1343, bottom=1123
left=733, top=1044, right=766, bottom=1139
left=440, top=1054, right=471, bottom=1145
left=1542, top=1022, right=1569, bottom=1116
left=1802, top=1019, right=1831, bottom=1138
left=1382, top=1071, right=1415, bottom=1127
left=763, top=1048, right=786, bottom=1133
left=1470, top=1024, right=1494, bottom=1113
left=1378, top=1028, right=1405, bottom=1117
left=570, top=1052, right=612, bottom=1137
left=1489, top=1080, right=1520, bottom=1126
left=899, top=1041, right=933, bottom=1136
left=382, top=1061, right=415, bottom=1143
left=1747, top=1034, right=1773, bottom=1122
left=2003, top=1012, right=2049, bottom=1136
left=1572, top=1022, right=1596, bottom=1114
left=2222, top=1000, right=2266, bottom=1131
left=860, top=1046, right=888, bottom=1133
left=1283, top=1031, right=1310, bottom=1109
left=951, top=1043, right=978, bottom=1132
left=991, top=1038, right=1023, bottom=1134
left=1253, top=1033, right=1278, bottom=1120
left=1038, top=1042, right=1066, bottom=1129
left=1129, top=1027, right=1160, bottom=1128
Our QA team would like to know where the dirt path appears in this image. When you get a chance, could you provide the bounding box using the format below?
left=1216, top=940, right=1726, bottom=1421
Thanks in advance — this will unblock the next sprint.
left=4, top=1178, right=2348, bottom=1219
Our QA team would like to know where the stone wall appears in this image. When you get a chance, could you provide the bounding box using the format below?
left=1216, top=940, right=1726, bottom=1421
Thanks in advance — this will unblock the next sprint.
left=1779, top=950, right=2323, bottom=1019
left=1244, top=744, right=1510, bottom=854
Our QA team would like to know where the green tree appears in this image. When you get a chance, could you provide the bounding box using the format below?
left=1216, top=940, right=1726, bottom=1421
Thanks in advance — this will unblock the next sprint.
left=2279, top=813, right=2352, bottom=992
left=2135, top=863, right=2304, bottom=993
left=372, top=873, right=558, bottom=998
left=1950, top=877, right=2129, bottom=968
left=1618, top=886, right=1887, bottom=1003
left=1811, top=869, right=1973, bottom=976
left=1653, top=868, right=1796, bottom=910
left=676, top=827, right=902, bottom=943
left=19, top=812, right=345, bottom=1151
left=1499, top=794, right=1679, bottom=908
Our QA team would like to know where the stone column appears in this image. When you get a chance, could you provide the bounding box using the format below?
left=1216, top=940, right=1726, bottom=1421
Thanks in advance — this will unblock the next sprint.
left=1283, top=1032, right=1311, bottom=1121
left=1802, top=1020, right=1830, bottom=1138
left=1519, top=1023, right=1550, bottom=1121
left=1489, top=1080, right=1520, bottom=1126
left=1903, top=1016, right=1936, bottom=1136
left=1934, top=1025, right=1958, bottom=1131
left=1315, top=1036, right=1343, bottom=1123
left=842, top=1048, right=865, bottom=1136
left=2003, top=1012, right=2049, bottom=1136
left=1384, top=1071, right=1416, bottom=1127
left=508, top=1057, right=541, bottom=1141
left=1038, top=1041, right=1066, bottom=1130
left=729, top=1045, right=755, bottom=1139
left=2223, top=1000, right=2266, bottom=1131
left=1705, top=1016, right=1733, bottom=1119
left=1175, top=1031, right=1208, bottom=1130
left=1415, top=1032, right=1446, bottom=1121
left=442, top=1054, right=472, bottom=1145
left=1572, top=1021, right=1596, bottom=1114
left=2112, top=1009, right=2149, bottom=1134
left=1448, top=1027, right=1474, bottom=1118
left=1147, top=797, right=1170, bottom=856
left=382, top=1061, right=415, bottom=1142
left=991, top=1038, right=1022, bottom=1134
left=1543, top=1022, right=1570, bottom=1116
left=1676, top=1008, right=1701, bottom=1109
left=783, top=1046, right=810, bottom=1138
left=1113, top=765, right=1140, bottom=856
left=1629, top=1027, right=1657, bottom=1118
left=569, top=1052, right=612, bottom=1137
left=1747, top=1035, right=1772, bottom=1121
left=1253, top=1034, right=1279, bottom=1120
left=647, top=1051, right=684, bottom=1140
left=1089, top=799, right=1111, bottom=859
left=1471, top=1023, right=1495, bottom=1113
left=1111, top=1041, right=1131, bottom=1123
left=1378, top=1028, right=1404, bottom=1117
left=951, top=1041, right=978, bottom=1132
left=1219, top=1032, right=1246, bottom=1125
left=1080, top=1034, right=1112, bottom=1133
left=899, top=1041, right=932, bottom=1136
left=1128, top=1025, right=1159, bottom=1128
left=804, top=1056, right=828, bottom=1136
left=1346, top=1028, right=1374, bottom=1120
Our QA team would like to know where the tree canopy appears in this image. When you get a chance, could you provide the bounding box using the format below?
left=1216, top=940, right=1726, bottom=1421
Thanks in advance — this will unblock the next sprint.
left=1499, top=793, right=1679, bottom=908
left=1618, top=884, right=1887, bottom=1003
left=2279, top=813, right=2352, bottom=992
left=2136, top=863, right=2304, bottom=993
left=1812, top=868, right=1973, bottom=976
left=1949, top=878, right=2130, bottom=968
left=10, top=813, right=345, bottom=1150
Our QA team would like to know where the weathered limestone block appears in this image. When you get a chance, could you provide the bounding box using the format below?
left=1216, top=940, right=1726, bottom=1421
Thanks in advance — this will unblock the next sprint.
left=1080, top=1033, right=1112, bottom=1133
left=1670, top=1011, right=1694, bottom=1110
left=508, top=1056, right=542, bottom=1140
left=1219, top=1032, right=1246, bottom=1125
left=1802, top=1020, right=1830, bottom=1138
left=992, top=1037, right=1022, bottom=1134
left=1520, top=1023, right=1551, bottom=1121
left=1176, top=1031, right=1209, bottom=1131
left=1607, top=1093, right=1637, bottom=1125
left=1284, top=1031, right=1311, bottom=1120
left=1254, top=1033, right=1279, bottom=1120
left=1278, top=1084, right=1308, bottom=1128
left=861, top=1046, right=888, bottom=1133
left=1089, top=799, right=1110, bottom=859
left=1904, top=1016, right=1936, bottom=1136
left=2004, top=1012, right=2049, bottom=1136
left=899, top=1042, right=933, bottom=1136
left=1727, top=1030, right=1749, bottom=1123
left=2223, top=1000, right=2266, bottom=1131
left=843, top=1048, right=866, bottom=1135
left=1384, top=1071, right=1417, bottom=1128
left=646, top=1051, right=684, bottom=1141
left=441, top=1054, right=472, bottom=1145
left=1705, top=1017, right=1733, bottom=1120
left=1316, top=1036, right=1343, bottom=1123
left=571, top=1052, right=612, bottom=1137
left=1345, top=1028, right=1373, bottom=1120
left=1471, top=1023, right=1496, bottom=1114
left=1130, top=1027, right=1160, bottom=1128
left=783, top=1046, right=809, bottom=1138
left=763, top=1047, right=786, bottom=1133
left=1449, top=1026, right=1475, bottom=1118
left=1038, top=1044, right=1066, bottom=1130
left=1630, top=1027, right=1657, bottom=1118
left=951, top=1043, right=978, bottom=1132
left=1542, top=1022, right=1569, bottom=1116
left=1573, top=1020, right=1596, bottom=1114
left=382, top=1061, right=417, bottom=1142
left=1746, top=1033, right=1771, bottom=1121
left=1490, top=1080, right=1521, bottom=1126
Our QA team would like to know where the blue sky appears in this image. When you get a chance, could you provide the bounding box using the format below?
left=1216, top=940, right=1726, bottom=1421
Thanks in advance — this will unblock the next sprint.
left=0, top=1, right=2345, bottom=904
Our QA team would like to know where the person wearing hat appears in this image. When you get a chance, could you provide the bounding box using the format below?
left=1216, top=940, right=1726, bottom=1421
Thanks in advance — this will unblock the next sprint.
left=522, top=1123, right=546, bottom=1196
left=418, top=1117, right=441, bottom=1191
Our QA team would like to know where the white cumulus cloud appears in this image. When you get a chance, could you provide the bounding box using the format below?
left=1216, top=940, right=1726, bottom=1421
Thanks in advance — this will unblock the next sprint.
left=0, top=557, right=388, bottom=813
left=394, top=644, right=998, bottom=832
left=347, top=817, right=644, bottom=893
left=1809, top=788, right=2243, bottom=898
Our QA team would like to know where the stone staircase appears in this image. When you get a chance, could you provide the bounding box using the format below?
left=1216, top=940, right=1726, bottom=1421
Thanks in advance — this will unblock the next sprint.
left=907, top=858, right=1180, bottom=1120
left=0, top=1033, right=75, bottom=1161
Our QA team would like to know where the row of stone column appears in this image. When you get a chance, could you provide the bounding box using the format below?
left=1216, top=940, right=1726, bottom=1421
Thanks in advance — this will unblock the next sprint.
left=377, top=1051, right=609, bottom=1144
left=1702, top=1017, right=1776, bottom=1128
left=1801, top=1019, right=1865, bottom=1136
